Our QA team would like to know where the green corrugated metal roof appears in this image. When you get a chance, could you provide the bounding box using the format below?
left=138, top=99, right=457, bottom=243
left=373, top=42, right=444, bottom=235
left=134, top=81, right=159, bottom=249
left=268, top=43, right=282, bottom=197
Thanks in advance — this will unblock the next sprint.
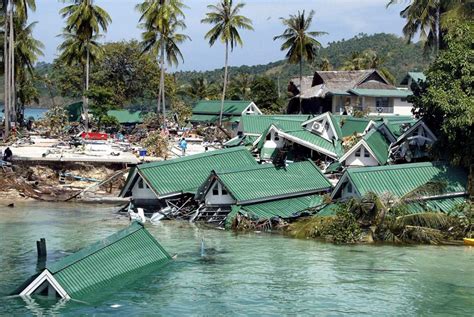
left=212, top=160, right=332, bottom=204
left=48, top=222, right=171, bottom=298
left=240, top=115, right=311, bottom=135
left=225, top=194, right=325, bottom=226
left=384, top=118, right=418, bottom=138
left=404, top=196, right=467, bottom=216
left=363, top=129, right=391, bottom=164
left=401, top=72, right=426, bottom=85
left=345, top=162, right=467, bottom=198
left=317, top=203, right=340, bottom=216
left=192, top=100, right=252, bottom=115
left=284, top=130, right=345, bottom=157
left=139, top=147, right=258, bottom=197
left=328, top=113, right=343, bottom=139
left=339, top=117, right=371, bottom=137
left=107, top=110, right=143, bottom=124
left=190, top=114, right=239, bottom=123
left=349, top=88, right=412, bottom=98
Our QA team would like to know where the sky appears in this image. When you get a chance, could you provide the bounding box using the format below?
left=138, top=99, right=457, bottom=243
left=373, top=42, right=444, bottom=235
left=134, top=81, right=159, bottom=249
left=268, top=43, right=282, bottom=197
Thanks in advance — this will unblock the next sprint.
left=29, top=0, right=407, bottom=72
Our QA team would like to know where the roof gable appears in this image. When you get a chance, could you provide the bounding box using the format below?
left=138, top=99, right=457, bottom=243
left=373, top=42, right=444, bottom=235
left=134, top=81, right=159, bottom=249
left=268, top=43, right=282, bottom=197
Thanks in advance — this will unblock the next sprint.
left=19, top=222, right=171, bottom=299
left=137, top=147, right=258, bottom=197
left=199, top=161, right=332, bottom=204
left=240, top=114, right=311, bottom=135
left=192, top=100, right=255, bottom=115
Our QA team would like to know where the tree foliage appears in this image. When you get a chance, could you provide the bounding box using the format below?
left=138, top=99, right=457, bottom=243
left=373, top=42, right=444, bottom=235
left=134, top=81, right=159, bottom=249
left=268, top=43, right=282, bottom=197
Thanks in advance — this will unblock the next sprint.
left=410, top=22, right=473, bottom=167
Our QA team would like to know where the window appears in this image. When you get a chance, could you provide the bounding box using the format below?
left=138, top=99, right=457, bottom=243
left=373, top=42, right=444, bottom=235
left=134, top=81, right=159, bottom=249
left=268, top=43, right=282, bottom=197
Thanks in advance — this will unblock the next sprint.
left=364, top=148, right=370, bottom=158
left=212, top=185, right=219, bottom=196
left=355, top=148, right=361, bottom=157
left=347, top=183, right=353, bottom=193
left=138, top=178, right=144, bottom=189
left=221, top=187, right=228, bottom=195
left=376, top=97, right=390, bottom=108
left=274, top=133, right=280, bottom=141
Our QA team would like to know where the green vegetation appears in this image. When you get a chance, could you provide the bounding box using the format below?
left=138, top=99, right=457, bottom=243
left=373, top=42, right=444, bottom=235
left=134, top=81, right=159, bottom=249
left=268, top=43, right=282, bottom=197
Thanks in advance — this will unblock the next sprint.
left=175, top=33, right=431, bottom=89
left=202, top=0, right=253, bottom=126
left=274, top=10, right=326, bottom=112
left=137, top=0, right=188, bottom=124
left=58, top=0, right=112, bottom=129
left=287, top=193, right=473, bottom=244
left=410, top=22, right=473, bottom=167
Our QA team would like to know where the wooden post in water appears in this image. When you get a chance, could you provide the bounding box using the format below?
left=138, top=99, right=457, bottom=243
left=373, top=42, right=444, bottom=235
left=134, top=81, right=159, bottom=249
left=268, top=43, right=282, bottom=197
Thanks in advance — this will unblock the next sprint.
left=36, top=238, right=47, bottom=271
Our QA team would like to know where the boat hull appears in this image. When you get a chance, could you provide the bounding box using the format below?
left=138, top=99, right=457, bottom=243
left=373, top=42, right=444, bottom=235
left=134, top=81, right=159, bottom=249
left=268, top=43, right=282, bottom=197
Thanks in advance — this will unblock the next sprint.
left=463, top=238, right=474, bottom=246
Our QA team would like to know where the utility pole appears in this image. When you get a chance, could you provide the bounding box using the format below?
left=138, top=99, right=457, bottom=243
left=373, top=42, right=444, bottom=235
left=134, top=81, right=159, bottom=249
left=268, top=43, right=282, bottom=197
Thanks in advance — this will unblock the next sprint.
left=3, top=0, right=10, bottom=141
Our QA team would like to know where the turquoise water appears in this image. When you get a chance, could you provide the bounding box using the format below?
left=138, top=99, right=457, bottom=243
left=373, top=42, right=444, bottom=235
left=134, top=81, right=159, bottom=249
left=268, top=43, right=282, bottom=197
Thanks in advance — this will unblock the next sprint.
left=0, top=107, right=48, bottom=120
left=0, top=202, right=473, bottom=316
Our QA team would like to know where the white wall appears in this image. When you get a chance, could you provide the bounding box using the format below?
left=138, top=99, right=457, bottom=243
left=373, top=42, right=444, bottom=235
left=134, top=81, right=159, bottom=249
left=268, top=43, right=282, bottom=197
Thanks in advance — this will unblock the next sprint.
left=131, top=176, right=157, bottom=200
left=344, top=145, right=379, bottom=167
left=204, top=181, right=236, bottom=206
left=242, top=103, right=261, bottom=115
left=393, top=98, right=413, bottom=116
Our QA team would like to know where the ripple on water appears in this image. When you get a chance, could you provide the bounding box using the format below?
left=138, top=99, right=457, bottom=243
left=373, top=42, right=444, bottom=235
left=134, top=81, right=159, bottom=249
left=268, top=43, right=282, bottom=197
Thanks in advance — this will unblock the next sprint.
left=1, top=202, right=473, bottom=316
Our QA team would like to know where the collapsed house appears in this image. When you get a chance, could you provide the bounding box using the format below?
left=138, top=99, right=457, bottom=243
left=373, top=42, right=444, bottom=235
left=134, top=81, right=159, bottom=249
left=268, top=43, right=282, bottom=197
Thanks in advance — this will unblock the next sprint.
left=189, top=100, right=262, bottom=131
left=194, top=160, right=332, bottom=226
left=15, top=222, right=171, bottom=300
left=119, top=147, right=258, bottom=210
left=224, top=114, right=311, bottom=148
left=330, top=162, right=468, bottom=214
left=288, top=69, right=413, bottom=115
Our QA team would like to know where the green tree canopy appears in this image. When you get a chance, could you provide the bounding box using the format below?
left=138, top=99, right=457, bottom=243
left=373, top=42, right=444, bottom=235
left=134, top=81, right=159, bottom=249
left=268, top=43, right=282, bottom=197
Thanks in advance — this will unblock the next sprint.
left=410, top=22, right=473, bottom=167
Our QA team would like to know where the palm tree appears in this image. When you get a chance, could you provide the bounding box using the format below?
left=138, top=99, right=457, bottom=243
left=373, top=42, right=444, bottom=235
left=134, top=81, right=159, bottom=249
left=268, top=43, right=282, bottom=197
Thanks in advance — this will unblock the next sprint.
left=202, top=0, right=253, bottom=127
left=59, top=0, right=111, bottom=130
left=342, top=51, right=366, bottom=70
left=13, top=18, right=43, bottom=120
left=2, top=0, right=36, bottom=139
left=387, top=0, right=473, bottom=53
left=319, top=57, right=332, bottom=71
left=137, top=0, right=188, bottom=124
left=274, top=10, right=326, bottom=113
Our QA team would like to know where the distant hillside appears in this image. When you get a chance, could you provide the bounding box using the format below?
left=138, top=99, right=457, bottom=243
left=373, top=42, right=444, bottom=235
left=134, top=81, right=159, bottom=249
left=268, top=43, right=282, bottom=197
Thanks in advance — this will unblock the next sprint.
left=175, top=33, right=432, bottom=87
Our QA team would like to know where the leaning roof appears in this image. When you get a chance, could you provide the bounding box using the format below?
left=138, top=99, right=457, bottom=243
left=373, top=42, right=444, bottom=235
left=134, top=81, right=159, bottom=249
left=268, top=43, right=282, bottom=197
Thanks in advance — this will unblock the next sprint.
left=48, top=222, right=170, bottom=298
left=362, top=129, right=391, bottom=164
left=204, top=160, right=332, bottom=204
left=226, top=194, right=325, bottom=226
left=344, top=162, right=467, bottom=198
left=138, top=147, right=258, bottom=197
left=192, top=100, right=253, bottom=116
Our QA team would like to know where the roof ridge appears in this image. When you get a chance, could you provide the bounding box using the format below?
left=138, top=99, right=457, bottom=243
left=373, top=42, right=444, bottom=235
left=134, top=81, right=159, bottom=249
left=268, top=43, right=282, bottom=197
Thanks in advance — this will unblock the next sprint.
left=347, top=162, right=447, bottom=174
left=139, top=147, right=250, bottom=170
left=215, top=160, right=317, bottom=175
left=48, top=222, right=144, bottom=273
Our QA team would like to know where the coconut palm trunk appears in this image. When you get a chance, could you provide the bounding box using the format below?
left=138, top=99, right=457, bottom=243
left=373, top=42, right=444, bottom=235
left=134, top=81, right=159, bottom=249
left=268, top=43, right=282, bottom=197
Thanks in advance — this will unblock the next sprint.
left=83, top=47, right=90, bottom=131
left=159, top=38, right=166, bottom=128
left=219, top=41, right=229, bottom=127
left=3, top=2, right=10, bottom=140
left=299, top=42, right=303, bottom=114
left=9, top=5, right=15, bottom=126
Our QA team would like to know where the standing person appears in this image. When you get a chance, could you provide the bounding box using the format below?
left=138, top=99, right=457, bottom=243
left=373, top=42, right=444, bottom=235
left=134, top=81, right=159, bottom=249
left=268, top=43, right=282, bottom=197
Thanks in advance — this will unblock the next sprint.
left=179, top=138, right=187, bottom=156
left=3, top=147, right=13, bottom=162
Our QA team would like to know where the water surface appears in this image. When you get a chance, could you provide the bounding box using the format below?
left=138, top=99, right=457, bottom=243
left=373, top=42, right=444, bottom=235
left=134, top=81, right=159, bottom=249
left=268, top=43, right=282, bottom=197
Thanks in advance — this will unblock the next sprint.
left=0, top=202, right=473, bottom=316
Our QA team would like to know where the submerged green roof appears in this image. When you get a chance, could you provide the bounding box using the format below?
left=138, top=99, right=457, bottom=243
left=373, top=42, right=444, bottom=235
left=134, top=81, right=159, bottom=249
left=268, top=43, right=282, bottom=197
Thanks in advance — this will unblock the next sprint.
left=363, top=129, right=391, bottom=164
left=107, top=110, right=143, bottom=124
left=344, top=162, right=467, bottom=198
left=47, top=222, right=171, bottom=298
left=404, top=196, right=467, bottom=216
left=206, top=160, right=332, bottom=204
left=192, top=100, right=254, bottom=115
left=138, top=147, right=258, bottom=197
